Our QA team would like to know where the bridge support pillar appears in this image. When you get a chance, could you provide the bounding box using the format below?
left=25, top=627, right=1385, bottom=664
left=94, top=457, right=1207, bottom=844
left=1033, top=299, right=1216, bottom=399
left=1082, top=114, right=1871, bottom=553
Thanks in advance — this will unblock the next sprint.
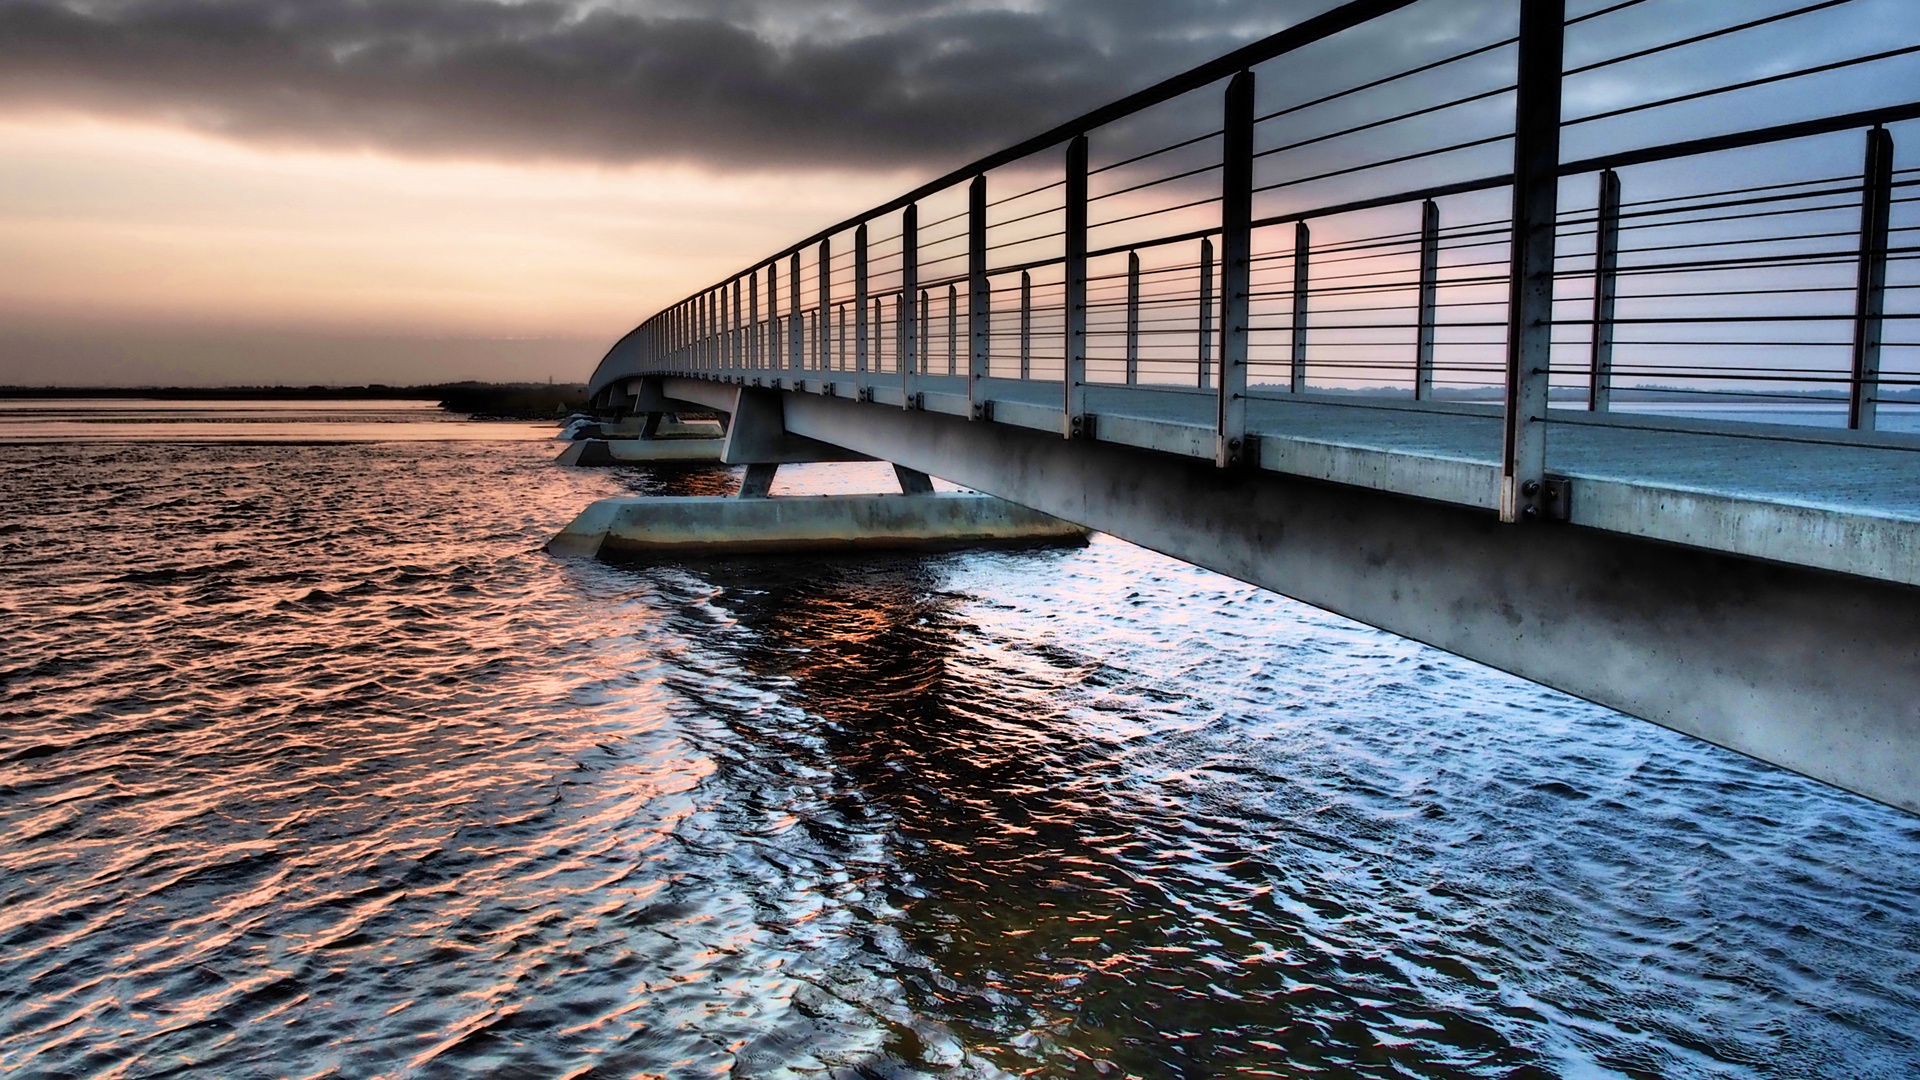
left=738, top=463, right=778, bottom=498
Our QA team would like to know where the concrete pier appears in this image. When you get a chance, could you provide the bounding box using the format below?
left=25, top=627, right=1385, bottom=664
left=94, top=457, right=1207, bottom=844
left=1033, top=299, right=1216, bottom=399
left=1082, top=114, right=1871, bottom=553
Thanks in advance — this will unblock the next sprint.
left=554, top=438, right=726, bottom=466
left=547, top=492, right=1090, bottom=559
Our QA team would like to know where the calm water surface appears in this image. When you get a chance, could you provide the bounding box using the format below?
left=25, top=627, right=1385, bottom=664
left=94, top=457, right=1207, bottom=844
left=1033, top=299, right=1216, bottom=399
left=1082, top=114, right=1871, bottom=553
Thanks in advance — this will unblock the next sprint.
left=2, top=402, right=1917, bottom=1078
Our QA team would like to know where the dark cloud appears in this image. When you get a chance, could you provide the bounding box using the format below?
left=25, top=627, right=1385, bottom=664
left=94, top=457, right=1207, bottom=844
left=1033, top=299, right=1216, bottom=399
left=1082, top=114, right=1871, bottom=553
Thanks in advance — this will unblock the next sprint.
left=0, top=0, right=1341, bottom=169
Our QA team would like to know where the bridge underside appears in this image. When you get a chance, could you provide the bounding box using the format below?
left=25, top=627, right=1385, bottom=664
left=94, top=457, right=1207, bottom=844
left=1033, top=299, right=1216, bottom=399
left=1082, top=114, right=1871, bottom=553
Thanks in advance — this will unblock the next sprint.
left=626, top=375, right=1920, bottom=815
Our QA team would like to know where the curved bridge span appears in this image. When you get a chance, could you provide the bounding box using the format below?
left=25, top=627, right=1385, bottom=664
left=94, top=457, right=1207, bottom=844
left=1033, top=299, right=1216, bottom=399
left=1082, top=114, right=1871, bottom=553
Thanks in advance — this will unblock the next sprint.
left=577, top=0, right=1920, bottom=813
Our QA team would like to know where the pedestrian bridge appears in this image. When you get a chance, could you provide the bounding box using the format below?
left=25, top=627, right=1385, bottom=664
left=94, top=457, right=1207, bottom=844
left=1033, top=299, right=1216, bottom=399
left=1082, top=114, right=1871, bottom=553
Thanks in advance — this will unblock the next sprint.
left=574, top=0, right=1920, bottom=813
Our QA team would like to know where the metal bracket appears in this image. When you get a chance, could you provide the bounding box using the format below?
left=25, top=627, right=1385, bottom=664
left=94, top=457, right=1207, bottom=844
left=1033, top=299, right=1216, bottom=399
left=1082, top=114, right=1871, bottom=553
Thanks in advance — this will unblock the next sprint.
left=973, top=399, right=995, bottom=422
left=1220, top=433, right=1260, bottom=470
left=1069, top=413, right=1097, bottom=441
left=1543, top=477, right=1571, bottom=522
left=1513, top=476, right=1572, bottom=521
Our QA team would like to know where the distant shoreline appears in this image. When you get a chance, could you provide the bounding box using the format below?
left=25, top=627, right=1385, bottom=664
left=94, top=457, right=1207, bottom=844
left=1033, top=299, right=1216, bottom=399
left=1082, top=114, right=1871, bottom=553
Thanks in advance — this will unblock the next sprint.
left=0, top=382, right=589, bottom=420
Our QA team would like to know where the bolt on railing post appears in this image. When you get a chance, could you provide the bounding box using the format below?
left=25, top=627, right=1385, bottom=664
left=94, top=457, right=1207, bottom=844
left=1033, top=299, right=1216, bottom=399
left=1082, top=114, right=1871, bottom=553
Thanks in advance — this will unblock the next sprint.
left=1415, top=199, right=1440, bottom=401
left=1851, top=126, right=1894, bottom=432
left=1199, top=237, right=1215, bottom=389
left=1020, top=271, right=1033, bottom=380
left=788, top=252, right=802, bottom=375
left=1290, top=222, right=1311, bottom=393
left=854, top=224, right=869, bottom=393
left=969, top=174, right=991, bottom=417
left=1217, top=70, right=1253, bottom=467
left=818, top=238, right=832, bottom=378
left=900, top=203, right=919, bottom=407
left=1126, top=250, right=1141, bottom=385
left=1588, top=170, right=1620, bottom=412
left=1064, top=134, right=1091, bottom=439
left=1501, top=0, right=1565, bottom=524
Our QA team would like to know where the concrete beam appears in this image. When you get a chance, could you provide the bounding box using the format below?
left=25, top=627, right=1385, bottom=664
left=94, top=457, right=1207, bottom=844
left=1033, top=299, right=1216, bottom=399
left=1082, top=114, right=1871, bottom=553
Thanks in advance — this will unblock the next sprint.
left=763, top=389, right=1920, bottom=816
left=718, top=386, right=875, bottom=465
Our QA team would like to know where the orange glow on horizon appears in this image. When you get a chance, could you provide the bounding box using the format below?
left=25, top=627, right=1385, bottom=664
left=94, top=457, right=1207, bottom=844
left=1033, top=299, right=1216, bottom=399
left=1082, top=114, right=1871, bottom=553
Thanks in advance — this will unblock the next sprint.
left=0, top=115, right=922, bottom=383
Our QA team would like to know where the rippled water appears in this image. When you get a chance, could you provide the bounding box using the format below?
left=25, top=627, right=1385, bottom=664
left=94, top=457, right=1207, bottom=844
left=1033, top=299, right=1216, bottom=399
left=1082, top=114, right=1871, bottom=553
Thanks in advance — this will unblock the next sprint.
left=3, top=405, right=1918, bottom=1079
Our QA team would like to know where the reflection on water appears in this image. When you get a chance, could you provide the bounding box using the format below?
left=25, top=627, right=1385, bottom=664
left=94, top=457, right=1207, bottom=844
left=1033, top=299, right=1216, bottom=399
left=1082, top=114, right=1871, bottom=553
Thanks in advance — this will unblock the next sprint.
left=2, top=420, right=1918, bottom=1078
left=0, top=398, right=556, bottom=442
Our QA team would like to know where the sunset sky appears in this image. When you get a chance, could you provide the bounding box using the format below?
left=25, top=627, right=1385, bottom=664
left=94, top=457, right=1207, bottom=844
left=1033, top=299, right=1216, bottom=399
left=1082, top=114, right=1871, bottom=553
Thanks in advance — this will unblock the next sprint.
left=0, top=0, right=1910, bottom=386
left=0, top=0, right=1355, bottom=386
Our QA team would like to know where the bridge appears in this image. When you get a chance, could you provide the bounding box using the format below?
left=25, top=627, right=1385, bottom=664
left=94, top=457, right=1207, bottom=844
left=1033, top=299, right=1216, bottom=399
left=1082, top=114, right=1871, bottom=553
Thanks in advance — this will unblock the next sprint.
left=572, top=0, right=1920, bottom=814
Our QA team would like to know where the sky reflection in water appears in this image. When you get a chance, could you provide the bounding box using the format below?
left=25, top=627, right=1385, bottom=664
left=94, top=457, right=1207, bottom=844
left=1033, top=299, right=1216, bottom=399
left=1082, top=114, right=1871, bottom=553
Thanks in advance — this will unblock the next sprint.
left=1, top=416, right=1917, bottom=1078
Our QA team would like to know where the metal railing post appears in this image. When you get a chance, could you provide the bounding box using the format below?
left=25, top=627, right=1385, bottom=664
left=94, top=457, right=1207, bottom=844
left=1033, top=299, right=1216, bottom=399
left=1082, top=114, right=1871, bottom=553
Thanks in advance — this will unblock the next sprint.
left=749, top=270, right=760, bottom=375
left=1851, top=126, right=1894, bottom=431
left=1217, top=70, right=1253, bottom=467
left=854, top=224, right=869, bottom=393
left=1588, top=170, right=1620, bottom=412
left=838, top=304, right=847, bottom=372
left=765, top=264, right=777, bottom=370
left=818, top=238, right=832, bottom=377
left=872, top=297, right=884, bottom=377
left=1020, top=271, right=1033, bottom=380
left=732, top=279, right=743, bottom=370
left=1065, top=134, right=1091, bottom=438
left=920, top=289, right=931, bottom=376
left=969, top=174, right=991, bottom=417
left=947, top=284, right=958, bottom=376
left=1501, top=0, right=1565, bottom=523
left=1415, top=200, right=1440, bottom=401
left=1126, top=250, right=1141, bottom=385
left=788, top=252, right=802, bottom=374
left=900, top=203, right=919, bottom=407
left=1290, top=222, right=1310, bottom=393
left=1199, top=237, right=1215, bottom=389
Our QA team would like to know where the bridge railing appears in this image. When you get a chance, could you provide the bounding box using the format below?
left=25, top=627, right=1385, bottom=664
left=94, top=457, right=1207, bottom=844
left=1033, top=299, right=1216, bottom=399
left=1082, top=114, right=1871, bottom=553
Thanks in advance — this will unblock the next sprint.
left=594, top=0, right=1918, bottom=522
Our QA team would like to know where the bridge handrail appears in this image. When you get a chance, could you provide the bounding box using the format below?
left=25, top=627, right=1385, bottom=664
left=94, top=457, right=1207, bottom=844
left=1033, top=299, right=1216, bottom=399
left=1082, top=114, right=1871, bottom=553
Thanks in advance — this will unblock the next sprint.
left=594, top=0, right=1919, bottom=521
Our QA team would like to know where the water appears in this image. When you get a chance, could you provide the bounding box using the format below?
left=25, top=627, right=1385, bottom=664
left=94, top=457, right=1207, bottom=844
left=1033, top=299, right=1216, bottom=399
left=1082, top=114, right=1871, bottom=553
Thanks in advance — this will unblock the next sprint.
left=2, top=402, right=1917, bottom=1079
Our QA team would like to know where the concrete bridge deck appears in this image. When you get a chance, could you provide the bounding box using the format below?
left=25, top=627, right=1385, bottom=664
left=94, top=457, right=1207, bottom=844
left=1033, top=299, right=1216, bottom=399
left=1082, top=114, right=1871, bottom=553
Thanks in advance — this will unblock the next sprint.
left=704, top=372, right=1920, bottom=587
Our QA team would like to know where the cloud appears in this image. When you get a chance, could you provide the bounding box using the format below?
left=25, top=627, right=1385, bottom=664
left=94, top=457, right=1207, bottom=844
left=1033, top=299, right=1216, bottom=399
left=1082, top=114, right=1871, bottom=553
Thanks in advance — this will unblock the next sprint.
left=0, top=0, right=1338, bottom=170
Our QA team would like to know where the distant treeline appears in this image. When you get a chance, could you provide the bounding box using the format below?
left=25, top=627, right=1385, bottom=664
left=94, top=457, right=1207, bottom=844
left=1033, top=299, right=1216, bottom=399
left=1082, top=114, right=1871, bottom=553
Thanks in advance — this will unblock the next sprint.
left=0, top=381, right=590, bottom=419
